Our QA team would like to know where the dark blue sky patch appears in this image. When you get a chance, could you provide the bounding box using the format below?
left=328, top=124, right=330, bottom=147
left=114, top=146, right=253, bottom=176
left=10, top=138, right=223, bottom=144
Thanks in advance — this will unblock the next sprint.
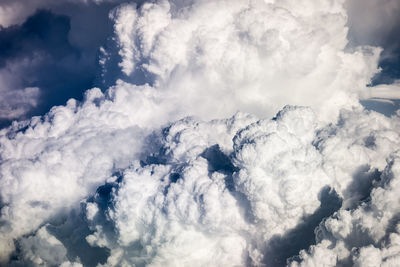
left=370, top=21, right=400, bottom=86
left=0, top=10, right=76, bottom=62
left=0, top=8, right=113, bottom=128
left=346, top=1, right=400, bottom=86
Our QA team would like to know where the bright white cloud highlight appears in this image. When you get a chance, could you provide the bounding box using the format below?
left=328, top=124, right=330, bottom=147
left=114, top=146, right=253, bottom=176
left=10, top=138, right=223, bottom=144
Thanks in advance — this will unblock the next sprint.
left=105, top=0, right=380, bottom=122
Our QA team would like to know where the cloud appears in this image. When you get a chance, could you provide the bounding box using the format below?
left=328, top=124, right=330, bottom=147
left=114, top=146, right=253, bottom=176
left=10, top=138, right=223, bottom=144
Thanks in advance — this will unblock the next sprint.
left=232, top=106, right=329, bottom=236
left=103, top=0, right=380, bottom=123
left=3, top=99, right=400, bottom=265
left=290, top=152, right=400, bottom=266
left=0, top=9, right=96, bottom=128
left=0, top=87, right=39, bottom=120
left=0, top=0, right=400, bottom=266
left=0, top=0, right=126, bottom=28
left=364, top=80, right=400, bottom=104
left=0, top=1, right=136, bottom=128
left=0, top=86, right=151, bottom=262
left=346, top=0, right=400, bottom=85
left=78, top=105, right=400, bottom=266
left=12, top=225, right=83, bottom=266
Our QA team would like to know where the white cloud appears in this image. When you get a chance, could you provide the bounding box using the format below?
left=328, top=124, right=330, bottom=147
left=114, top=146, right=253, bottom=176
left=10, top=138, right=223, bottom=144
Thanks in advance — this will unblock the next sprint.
left=2, top=94, right=400, bottom=265
left=366, top=80, right=400, bottom=99
left=290, top=151, right=400, bottom=266
left=0, top=0, right=400, bottom=266
left=106, top=0, right=380, bottom=123
left=0, top=86, right=151, bottom=262
left=77, top=103, right=400, bottom=266
left=16, top=225, right=83, bottom=266
left=232, top=106, right=329, bottom=236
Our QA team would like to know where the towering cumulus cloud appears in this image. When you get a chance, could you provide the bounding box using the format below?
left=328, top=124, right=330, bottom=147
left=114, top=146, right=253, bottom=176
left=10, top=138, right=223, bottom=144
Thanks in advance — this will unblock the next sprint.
left=104, top=0, right=379, bottom=122
left=0, top=0, right=399, bottom=266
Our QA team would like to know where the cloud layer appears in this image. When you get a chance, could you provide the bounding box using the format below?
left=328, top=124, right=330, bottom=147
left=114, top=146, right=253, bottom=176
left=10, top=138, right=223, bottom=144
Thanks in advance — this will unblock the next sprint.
left=1, top=0, right=400, bottom=266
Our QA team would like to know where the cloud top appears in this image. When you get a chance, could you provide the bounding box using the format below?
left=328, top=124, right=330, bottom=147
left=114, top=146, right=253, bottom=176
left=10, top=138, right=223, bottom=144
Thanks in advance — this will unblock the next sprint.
left=104, top=0, right=380, bottom=122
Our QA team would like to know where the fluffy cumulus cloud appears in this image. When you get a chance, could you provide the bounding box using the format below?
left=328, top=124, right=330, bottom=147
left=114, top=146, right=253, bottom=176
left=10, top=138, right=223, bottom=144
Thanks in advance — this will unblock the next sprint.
left=290, top=151, right=400, bottom=266
left=1, top=0, right=400, bottom=266
left=104, top=0, right=380, bottom=122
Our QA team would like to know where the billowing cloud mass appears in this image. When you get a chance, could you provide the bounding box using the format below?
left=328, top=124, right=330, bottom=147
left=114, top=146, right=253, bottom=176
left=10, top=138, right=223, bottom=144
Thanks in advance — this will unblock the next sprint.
left=103, top=0, right=380, bottom=122
left=1, top=0, right=400, bottom=266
